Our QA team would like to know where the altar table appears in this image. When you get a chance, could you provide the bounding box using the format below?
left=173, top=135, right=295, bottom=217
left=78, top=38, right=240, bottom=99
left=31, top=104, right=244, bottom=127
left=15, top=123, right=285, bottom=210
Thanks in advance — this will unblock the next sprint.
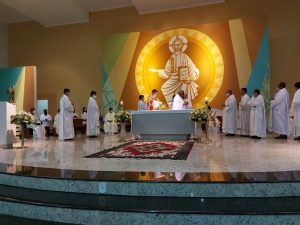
left=131, top=110, right=195, bottom=140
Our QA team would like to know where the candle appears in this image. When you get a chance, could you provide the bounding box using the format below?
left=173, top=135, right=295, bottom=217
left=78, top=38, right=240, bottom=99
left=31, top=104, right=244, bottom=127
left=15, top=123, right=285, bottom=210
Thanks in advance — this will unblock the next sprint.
left=120, top=100, right=124, bottom=106
left=204, top=97, right=209, bottom=103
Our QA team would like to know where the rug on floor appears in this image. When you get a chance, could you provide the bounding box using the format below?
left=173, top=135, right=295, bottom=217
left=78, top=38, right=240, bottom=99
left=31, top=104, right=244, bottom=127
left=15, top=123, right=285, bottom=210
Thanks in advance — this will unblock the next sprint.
left=85, top=141, right=194, bottom=160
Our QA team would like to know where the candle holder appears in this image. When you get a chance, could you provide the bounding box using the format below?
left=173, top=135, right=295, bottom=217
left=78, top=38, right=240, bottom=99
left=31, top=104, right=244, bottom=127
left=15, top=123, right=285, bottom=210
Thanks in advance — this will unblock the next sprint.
left=120, top=100, right=124, bottom=111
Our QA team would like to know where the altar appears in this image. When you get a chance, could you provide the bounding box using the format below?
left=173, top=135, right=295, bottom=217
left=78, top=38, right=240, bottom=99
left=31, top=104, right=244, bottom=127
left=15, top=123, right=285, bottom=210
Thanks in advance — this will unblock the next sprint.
left=131, top=110, right=195, bottom=140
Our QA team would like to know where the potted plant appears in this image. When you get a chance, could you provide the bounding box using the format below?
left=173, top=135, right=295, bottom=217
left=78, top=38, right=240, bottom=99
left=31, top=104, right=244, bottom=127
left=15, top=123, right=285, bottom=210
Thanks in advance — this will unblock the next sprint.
left=190, top=109, right=208, bottom=141
left=115, top=110, right=131, bottom=139
left=10, top=111, right=34, bottom=148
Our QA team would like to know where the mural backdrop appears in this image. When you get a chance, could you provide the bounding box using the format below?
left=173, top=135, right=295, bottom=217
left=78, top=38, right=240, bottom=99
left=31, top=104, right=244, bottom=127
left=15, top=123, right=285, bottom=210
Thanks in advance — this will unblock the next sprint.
left=101, top=17, right=270, bottom=113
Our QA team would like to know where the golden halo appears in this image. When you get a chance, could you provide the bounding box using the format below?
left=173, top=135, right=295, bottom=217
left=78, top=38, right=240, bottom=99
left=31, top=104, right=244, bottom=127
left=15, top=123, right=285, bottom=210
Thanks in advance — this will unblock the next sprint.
left=135, top=28, right=224, bottom=108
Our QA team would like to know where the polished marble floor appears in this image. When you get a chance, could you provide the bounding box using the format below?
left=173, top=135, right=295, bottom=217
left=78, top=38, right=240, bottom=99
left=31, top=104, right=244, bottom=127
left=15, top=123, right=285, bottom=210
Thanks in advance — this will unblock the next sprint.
left=0, top=133, right=300, bottom=177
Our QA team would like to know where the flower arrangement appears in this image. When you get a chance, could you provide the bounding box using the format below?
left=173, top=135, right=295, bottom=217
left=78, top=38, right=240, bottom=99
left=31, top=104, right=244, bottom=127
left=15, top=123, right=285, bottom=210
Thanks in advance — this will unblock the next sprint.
left=115, top=110, right=131, bottom=123
left=190, top=109, right=208, bottom=122
left=10, top=111, right=34, bottom=125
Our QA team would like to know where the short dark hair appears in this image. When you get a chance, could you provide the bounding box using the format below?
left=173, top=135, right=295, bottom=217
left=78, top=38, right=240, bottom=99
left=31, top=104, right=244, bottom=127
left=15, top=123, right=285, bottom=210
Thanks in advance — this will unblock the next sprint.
left=278, top=82, right=286, bottom=89
left=208, top=106, right=212, bottom=110
left=241, top=88, right=247, bottom=93
left=64, top=88, right=70, bottom=94
left=109, top=107, right=113, bottom=111
left=227, top=90, right=233, bottom=95
left=294, top=82, right=300, bottom=89
left=253, top=89, right=260, bottom=95
left=152, top=89, right=158, bottom=94
left=139, top=95, right=144, bottom=100
left=90, top=90, right=97, bottom=96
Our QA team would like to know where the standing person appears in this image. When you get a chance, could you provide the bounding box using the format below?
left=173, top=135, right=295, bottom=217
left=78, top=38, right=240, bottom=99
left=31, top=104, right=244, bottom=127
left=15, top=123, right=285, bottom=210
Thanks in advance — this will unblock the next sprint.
left=239, top=88, right=251, bottom=136
left=59, top=88, right=75, bottom=140
left=222, top=90, right=237, bottom=136
left=81, top=107, right=87, bottom=125
left=147, top=89, right=161, bottom=110
left=291, top=82, right=300, bottom=140
left=104, top=108, right=118, bottom=135
left=172, top=90, right=187, bottom=110
left=138, top=95, right=147, bottom=111
left=40, top=109, right=52, bottom=137
left=183, top=93, right=192, bottom=109
left=53, top=109, right=60, bottom=136
left=87, top=91, right=100, bottom=138
left=269, top=82, right=290, bottom=139
left=249, top=89, right=266, bottom=139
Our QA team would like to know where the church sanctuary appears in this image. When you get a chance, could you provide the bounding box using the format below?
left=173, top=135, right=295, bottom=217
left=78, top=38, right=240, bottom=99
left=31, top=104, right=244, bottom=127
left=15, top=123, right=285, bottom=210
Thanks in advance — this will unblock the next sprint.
left=1, top=0, right=300, bottom=224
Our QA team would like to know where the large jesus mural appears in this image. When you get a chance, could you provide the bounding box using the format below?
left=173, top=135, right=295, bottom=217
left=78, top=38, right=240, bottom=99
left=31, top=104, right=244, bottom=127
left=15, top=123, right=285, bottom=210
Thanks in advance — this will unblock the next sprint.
left=149, top=35, right=200, bottom=102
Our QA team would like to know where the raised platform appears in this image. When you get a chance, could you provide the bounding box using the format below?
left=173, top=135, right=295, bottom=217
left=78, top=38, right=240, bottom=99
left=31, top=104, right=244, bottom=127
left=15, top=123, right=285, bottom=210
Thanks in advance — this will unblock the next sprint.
left=0, top=134, right=300, bottom=224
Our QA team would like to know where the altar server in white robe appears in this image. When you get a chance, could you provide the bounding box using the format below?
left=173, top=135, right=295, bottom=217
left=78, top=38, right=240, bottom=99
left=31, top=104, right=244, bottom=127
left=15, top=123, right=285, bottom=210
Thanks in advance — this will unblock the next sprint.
left=269, top=82, right=290, bottom=139
left=28, top=108, right=46, bottom=139
left=172, top=90, right=188, bottom=110
left=53, top=109, right=60, bottom=135
left=222, top=90, right=237, bottom=136
left=138, top=95, right=147, bottom=110
left=104, top=107, right=118, bottom=135
left=249, top=89, right=266, bottom=139
left=59, top=88, right=75, bottom=140
left=238, top=88, right=250, bottom=136
left=87, top=91, right=100, bottom=137
left=291, top=82, right=300, bottom=140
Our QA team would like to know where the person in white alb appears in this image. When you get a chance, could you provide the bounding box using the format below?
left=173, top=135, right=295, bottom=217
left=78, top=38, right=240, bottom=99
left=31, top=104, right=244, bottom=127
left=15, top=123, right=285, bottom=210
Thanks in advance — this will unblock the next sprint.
left=291, top=82, right=300, bottom=140
left=28, top=108, right=46, bottom=139
left=53, top=109, right=60, bottom=136
left=172, top=90, right=188, bottom=110
left=40, top=109, right=52, bottom=137
left=138, top=95, right=147, bottom=111
left=269, top=82, right=290, bottom=139
left=222, top=90, right=237, bottom=136
left=104, top=108, right=118, bottom=135
left=59, top=88, right=75, bottom=140
left=81, top=107, right=87, bottom=125
left=86, top=91, right=100, bottom=138
left=238, top=88, right=251, bottom=136
left=249, top=89, right=266, bottom=139
left=183, top=93, right=192, bottom=109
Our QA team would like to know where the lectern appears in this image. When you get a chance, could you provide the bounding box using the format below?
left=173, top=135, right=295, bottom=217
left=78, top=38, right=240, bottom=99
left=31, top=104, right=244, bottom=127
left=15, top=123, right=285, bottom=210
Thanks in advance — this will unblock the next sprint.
left=0, top=102, right=16, bottom=148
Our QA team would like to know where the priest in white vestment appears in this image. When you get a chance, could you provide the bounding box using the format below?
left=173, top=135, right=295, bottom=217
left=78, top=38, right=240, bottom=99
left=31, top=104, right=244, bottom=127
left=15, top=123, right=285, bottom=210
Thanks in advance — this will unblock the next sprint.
left=238, top=88, right=250, bottom=136
left=87, top=91, right=100, bottom=137
left=149, top=35, right=200, bottom=103
left=291, top=82, right=300, bottom=140
left=172, top=90, right=188, bottom=110
left=59, top=88, right=75, bottom=140
left=104, top=108, right=118, bottom=135
left=268, top=82, right=290, bottom=139
left=222, top=90, right=237, bottom=136
left=249, top=89, right=266, bottom=139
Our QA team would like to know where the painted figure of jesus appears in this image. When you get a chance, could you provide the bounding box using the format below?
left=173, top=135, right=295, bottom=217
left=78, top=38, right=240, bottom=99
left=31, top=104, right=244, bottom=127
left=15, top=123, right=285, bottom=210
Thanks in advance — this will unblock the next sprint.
left=149, top=35, right=200, bottom=103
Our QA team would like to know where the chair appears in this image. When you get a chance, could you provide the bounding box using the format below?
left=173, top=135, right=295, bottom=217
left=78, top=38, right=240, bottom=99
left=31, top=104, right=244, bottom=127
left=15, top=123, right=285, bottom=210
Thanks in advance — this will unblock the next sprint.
left=73, top=119, right=86, bottom=135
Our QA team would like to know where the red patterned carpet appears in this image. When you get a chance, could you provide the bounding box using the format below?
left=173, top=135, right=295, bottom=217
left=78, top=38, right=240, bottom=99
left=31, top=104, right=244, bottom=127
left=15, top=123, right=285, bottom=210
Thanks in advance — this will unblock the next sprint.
left=85, top=141, right=194, bottom=160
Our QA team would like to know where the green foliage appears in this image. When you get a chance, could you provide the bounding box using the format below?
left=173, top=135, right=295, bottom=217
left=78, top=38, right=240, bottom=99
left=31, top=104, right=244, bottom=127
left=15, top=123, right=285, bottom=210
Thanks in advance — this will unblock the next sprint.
left=115, top=111, right=131, bottom=123
left=190, top=109, right=208, bottom=122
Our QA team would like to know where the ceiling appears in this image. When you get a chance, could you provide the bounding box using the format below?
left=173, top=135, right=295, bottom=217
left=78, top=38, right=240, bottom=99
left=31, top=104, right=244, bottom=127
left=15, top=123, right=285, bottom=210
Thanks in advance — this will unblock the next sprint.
left=0, top=0, right=225, bottom=27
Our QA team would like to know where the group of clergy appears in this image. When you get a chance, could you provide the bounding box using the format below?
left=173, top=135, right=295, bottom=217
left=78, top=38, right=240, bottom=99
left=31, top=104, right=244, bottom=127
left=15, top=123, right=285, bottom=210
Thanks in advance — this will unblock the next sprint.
left=137, top=89, right=192, bottom=111
left=57, top=81, right=300, bottom=141
left=58, top=88, right=119, bottom=140
left=222, top=82, right=300, bottom=140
